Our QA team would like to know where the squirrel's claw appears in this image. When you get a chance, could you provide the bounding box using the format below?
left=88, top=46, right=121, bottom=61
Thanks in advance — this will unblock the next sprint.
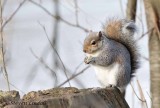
left=106, top=84, right=116, bottom=88
left=84, top=56, right=90, bottom=64
left=84, top=56, right=95, bottom=64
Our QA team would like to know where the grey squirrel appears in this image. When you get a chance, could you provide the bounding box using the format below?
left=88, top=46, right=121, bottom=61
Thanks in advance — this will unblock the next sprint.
left=83, top=18, right=139, bottom=97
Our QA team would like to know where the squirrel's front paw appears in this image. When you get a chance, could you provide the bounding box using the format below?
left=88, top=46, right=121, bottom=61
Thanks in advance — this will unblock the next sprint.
left=106, top=84, right=116, bottom=88
left=84, top=56, right=95, bottom=64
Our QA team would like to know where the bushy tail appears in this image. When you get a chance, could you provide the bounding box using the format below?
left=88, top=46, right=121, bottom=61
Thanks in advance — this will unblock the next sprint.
left=103, top=18, right=139, bottom=78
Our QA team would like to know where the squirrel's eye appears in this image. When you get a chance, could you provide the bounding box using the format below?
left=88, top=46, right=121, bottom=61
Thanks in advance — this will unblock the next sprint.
left=91, top=40, right=96, bottom=45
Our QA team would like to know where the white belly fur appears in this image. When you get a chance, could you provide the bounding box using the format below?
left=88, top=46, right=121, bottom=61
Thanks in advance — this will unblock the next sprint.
left=86, top=51, right=119, bottom=87
left=93, top=63, right=119, bottom=87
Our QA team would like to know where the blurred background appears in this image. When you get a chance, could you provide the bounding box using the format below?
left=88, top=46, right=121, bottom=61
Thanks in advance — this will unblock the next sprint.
left=1, top=0, right=160, bottom=108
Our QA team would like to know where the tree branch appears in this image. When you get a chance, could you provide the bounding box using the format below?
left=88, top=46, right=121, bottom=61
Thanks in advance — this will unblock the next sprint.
left=38, top=22, right=71, bottom=87
left=0, top=0, right=10, bottom=91
left=58, top=66, right=90, bottom=87
left=2, top=0, right=27, bottom=30
left=30, top=48, right=57, bottom=86
left=29, top=0, right=89, bottom=32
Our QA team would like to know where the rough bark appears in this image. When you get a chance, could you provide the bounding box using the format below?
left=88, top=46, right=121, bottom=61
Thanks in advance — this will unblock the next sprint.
left=144, top=0, right=160, bottom=108
left=0, top=90, right=20, bottom=107
left=0, top=87, right=129, bottom=108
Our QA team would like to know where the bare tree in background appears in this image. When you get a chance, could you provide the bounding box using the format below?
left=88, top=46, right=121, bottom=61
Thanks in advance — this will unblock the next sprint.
left=52, top=0, right=60, bottom=70
left=144, top=0, right=160, bottom=108
left=0, top=0, right=10, bottom=91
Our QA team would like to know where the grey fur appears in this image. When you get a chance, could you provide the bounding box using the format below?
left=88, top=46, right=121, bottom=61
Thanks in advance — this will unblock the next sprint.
left=103, top=19, right=140, bottom=78
left=89, top=35, right=131, bottom=89
left=83, top=19, right=139, bottom=96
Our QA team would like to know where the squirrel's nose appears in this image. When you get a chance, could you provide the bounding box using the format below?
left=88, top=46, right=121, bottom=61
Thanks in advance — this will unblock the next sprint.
left=83, top=49, right=86, bottom=53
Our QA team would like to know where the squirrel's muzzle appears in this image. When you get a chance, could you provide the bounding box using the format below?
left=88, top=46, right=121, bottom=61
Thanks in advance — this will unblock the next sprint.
left=83, top=49, right=86, bottom=53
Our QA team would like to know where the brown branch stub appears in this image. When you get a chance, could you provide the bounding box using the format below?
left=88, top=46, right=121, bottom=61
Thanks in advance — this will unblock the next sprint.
left=126, top=0, right=137, bottom=21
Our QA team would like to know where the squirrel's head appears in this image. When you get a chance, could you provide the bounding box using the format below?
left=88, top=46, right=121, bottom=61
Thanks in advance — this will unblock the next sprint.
left=83, top=31, right=103, bottom=54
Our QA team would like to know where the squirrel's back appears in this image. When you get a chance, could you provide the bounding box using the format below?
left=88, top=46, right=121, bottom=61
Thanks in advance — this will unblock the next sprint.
left=103, top=18, right=139, bottom=78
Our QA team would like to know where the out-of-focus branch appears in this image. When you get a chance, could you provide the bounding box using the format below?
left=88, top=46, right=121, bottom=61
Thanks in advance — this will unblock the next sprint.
left=9, top=82, right=25, bottom=95
left=57, top=63, right=85, bottom=88
left=146, top=91, right=152, bottom=102
left=0, top=0, right=10, bottom=91
left=38, top=22, right=71, bottom=87
left=136, top=27, right=154, bottom=42
left=118, top=0, right=124, bottom=17
left=126, top=0, right=137, bottom=21
left=140, top=55, right=149, bottom=61
left=73, top=61, right=83, bottom=75
left=52, top=0, right=59, bottom=70
left=74, top=0, right=79, bottom=25
left=2, top=0, right=27, bottom=30
left=30, top=49, right=57, bottom=85
left=2, top=0, right=8, bottom=11
left=29, top=0, right=89, bottom=32
left=58, top=66, right=90, bottom=87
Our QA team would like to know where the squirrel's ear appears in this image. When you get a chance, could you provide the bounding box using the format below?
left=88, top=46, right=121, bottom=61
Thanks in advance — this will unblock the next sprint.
left=98, top=31, right=102, bottom=38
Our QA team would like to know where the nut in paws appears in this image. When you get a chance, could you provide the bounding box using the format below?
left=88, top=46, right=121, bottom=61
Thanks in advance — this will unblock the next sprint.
left=84, top=56, right=95, bottom=64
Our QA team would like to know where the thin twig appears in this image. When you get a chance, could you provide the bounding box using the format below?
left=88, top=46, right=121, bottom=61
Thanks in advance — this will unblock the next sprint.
left=23, top=46, right=52, bottom=90
left=73, top=61, right=83, bottom=75
left=140, top=55, right=149, bottom=61
left=136, top=27, right=154, bottom=41
left=0, top=0, right=10, bottom=91
left=2, top=0, right=27, bottom=30
left=29, top=0, right=88, bottom=32
left=30, top=48, right=57, bottom=86
left=132, top=84, right=135, bottom=108
left=58, top=66, right=90, bottom=87
left=64, top=0, right=101, bottom=23
left=9, top=82, right=25, bottom=95
left=139, top=0, right=144, bottom=36
left=130, top=82, right=146, bottom=102
left=136, top=79, right=148, bottom=108
left=119, top=0, right=124, bottom=17
left=38, top=22, right=71, bottom=87
left=146, top=91, right=152, bottom=102
left=57, top=65, right=85, bottom=88
left=52, top=0, right=59, bottom=70
left=74, top=0, right=79, bottom=25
